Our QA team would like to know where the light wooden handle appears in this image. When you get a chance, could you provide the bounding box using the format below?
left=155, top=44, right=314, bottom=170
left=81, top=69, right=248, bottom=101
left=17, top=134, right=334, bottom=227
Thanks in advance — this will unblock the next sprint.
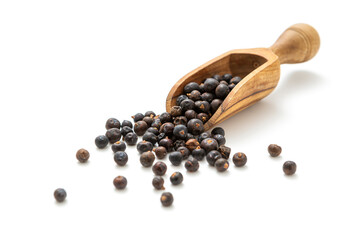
left=270, top=23, right=320, bottom=64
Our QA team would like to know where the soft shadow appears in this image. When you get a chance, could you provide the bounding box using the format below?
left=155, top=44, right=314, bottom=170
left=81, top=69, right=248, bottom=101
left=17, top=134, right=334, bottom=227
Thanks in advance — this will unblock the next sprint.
left=55, top=200, right=68, bottom=206
left=216, top=70, right=324, bottom=140
left=284, top=173, right=298, bottom=180
left=113, top=188, right=129, bottom=194
left=233, top=165, right=249, bottom=171
left=77, top=161, right=90, bottom=166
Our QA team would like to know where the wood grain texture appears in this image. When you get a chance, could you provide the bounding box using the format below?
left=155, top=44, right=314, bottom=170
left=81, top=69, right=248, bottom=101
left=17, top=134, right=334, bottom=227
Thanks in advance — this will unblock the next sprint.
left=166, top=24, right=320, bottom=131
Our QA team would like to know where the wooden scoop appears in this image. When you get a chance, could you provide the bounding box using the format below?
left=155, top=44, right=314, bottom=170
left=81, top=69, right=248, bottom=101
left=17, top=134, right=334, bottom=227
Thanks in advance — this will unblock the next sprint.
left=166, top=23, right=320, bottom=131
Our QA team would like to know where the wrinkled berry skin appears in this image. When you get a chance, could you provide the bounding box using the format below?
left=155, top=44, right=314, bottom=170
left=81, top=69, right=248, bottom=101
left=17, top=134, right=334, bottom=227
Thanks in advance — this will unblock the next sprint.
left=152, top=176, right=165, bottom=190
left=176, top=95, right=188, bottom=106
left=180, top=99, right=195, bottom=112
left=200, top=138, right=219, bottom=153
left=114, top=151, right=128, bottom=166
left=283, top=161, right=297, bottom=175
left=187, top=119, right=204, bottom=135
left=137, top=141, right=153, bottom=154
left=170, top=172, right=183, bottom=185
left=198, top=132, right=211, bottom=143
left=159, top=138, right=173, bottom=152
left=143, top=116, right=154, bottom=127
left=203, top=78, right=219, bottom=92
left=140, top=151, right=155, bottom=167
left=161, top=192, right=174, bottom=207
left=159, top=112, right=172, bottom=123
left=185, top=139, right=200, bottom=151
left=124, top=132, right=138, bottom=146
left=106, top=118, right=121, bottom=130
left=218, top=145, right=231, bottom=159
left=113, top=176, right=127, bottom=189
left=145, top=111, right=156, bottom=117
left=206, top=150, right=222, bottom=166
left=192, top=147, right=206, bottom=160
left=233, top=152, right=247, bottom=167
left=215, top=158, right=229, bottom=172
left=268, top=144, right=282, bottom=157
left=169, top=152, right=183, bottom=166
left=106, top=128, right=122, bottom=144
left=170, top=106, right=183, bottom=117
left=185, top=159, right=199, bottom=172
left=160, top=122, right=175, bottom=136
left=152, top=162, right=168, bottom=176
left=177, top=146, right=190, bottom=160
left=120, top=126, right=134, bottom=137
left=185, top=110, right=196, bottom=120
left=111, top=141, right=126, bottom=153
left=95, top=135, right=109, bottom=149
left=76, top=148, right=90, bottom=163
left=174, top=116, right=187, bottom=126
left=54, top=188, right=67, bottom=202
left=213, top=132, right=226, bottom=145
left=146, top=127, right=160, bottom=136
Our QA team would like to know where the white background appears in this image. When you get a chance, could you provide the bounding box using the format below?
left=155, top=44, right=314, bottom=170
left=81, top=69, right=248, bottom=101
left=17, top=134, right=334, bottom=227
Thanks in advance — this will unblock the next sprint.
left=0, top=0, right=359, bottom=239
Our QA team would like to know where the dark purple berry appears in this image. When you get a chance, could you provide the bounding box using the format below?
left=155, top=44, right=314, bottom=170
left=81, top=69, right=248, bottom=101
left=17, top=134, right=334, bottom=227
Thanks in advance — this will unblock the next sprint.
left=184, top=159, right=199, bottom=172
left=180, top=99, right=195, bottom=112
left=230, top=76, right=242, bottom=84
left=152, top=176, right=165, bottom=190
left=161, top=192, right=173, bottom=207
left=95, top=135, right=109, bottom=149
left=176, top=95, right=188, bottom=106
left=142, top=132, right=157, bottom=145
left=152, top=162, right=167, bottom=176
left=195, top=100, right=210, bottom=113
left=201, top=138, right=218, bottom=153
left=105, top=118, right=121, bottom=130
left=145, top=111, right=156, bottom=118
left=184, top=82, right=200, bottom=94
left=114, top=151, right=128, bottom=166
left=113, top=176, right=127, bottom=189
left=134, top=121, right=148, bottom=136
left=192, top=147, right=206, bottom=160
left=120, top=126, right=133, bottom=137
left=121, top=120, right=133, bottom=129
left=210, top=99, right=223, bottom=113
left=283, top=161, right=297, bottom=175
left=146, top=127, right=159, bottom=136
left=174, top=116, right=187, bottom=125
left=215, top=158, right=229, bottom=172
left=204, top=78, right=219, bottom=92
left=112, top=141, right=126, bottom=153
left=168, top=152, right=182, bottom=166
left=206, top=150, right=222, bottom=166
left=218, top=145, right=231, bottom=159
left=132, top=113, right=144, bottom=122
left=137, top=140, right=153, bottom=154
left=173, top=124, right=188, bottom=140
left=233, top=152, right=247, bottom=167
left=177, top=146, right=191, bottom=160
left=222, top=73, right=233, bottom=82
left=106, top=128, right=121, bottom=144
left=197, top=113, right=210, bottom=123
left=170, top=172, right=183, bottom=185
left=140, top=151, right=155, bottom=167
left=215, top=83, right=230, bottom=99
left=185, top=110, right=197, bottom=120
left=154, top=146, right=167, bottom=159
left=159, top=112, right=172, bottom=123
left=142, top=116, right=154, bottom=127
left=54, top=188, right=67, bottom=202
left=159, top=122, right=175, bottom=136
left=187, top=90, right=201, bottom=101
left=212, top=134, right=226, bottom=146
left=187, top=119, right=204, bottom=135
left=201, top=92, right=215, bottom=102
left=211, top=127, right=225, bottom=136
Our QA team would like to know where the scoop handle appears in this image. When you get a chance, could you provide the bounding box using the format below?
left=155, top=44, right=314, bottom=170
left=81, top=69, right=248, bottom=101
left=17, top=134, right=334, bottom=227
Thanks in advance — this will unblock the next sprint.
left=270, top=23, right=320, bottom=64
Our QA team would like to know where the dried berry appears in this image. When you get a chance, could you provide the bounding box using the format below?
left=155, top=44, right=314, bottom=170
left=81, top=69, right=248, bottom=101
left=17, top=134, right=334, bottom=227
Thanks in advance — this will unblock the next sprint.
left=146, top=127, right=159, bottom=136
left=158, top=137, right=173, bottom=151
left=173, top=116, right=187, bottom=125
left=192, top=147, right=206, bottom=160
left=154, top=146, right=167, bottom=159
left=185, top=139, right=200, bottom=151
left=283, top=161, right=297, bottom=175
left=268, top=144, right=282, bottom=157
left=184, top=82, right=200, bottom=94
left=173, top=124, right=188, bottom=140
left=201, top=138, right=219, bottom=153
left=121, top=120, right=133, bottom=129
left=105, top=118, right=121, bottom=130
left=159, top=112, right=172, bottom=123
left=170, top=106, right=183, bottom=117
left=187, top=119, right=204, bottom=135
left=145, top=111, right=156, bottom=118
left=177, top=146, right=190, bottom=160
left=233, top=152, right=247, bottom=167
left=185, top=110, right=197, bottom=120
left=151, top=119, right=162, bottom=129
left=195, top=100, right=210, bottom=113
left=228, top=83, right=236, bottom=90
left=137, top=140, right=153, bottom=154
left=215, top=83, right=230, bottom=99
left=215, top=158, right=229, bottom=172
left=199, top=83, right=205, bottom=93
left=114, top=151, right=128, bottom=166
left=95, top=135, right=109, bottom=149
left=180, top=99, right=195, bottom=112
left=211, top=127, right=225, bottom=136
left=142, top=132, right=157, bottom=145
left=54, top=188, right=67, bottom=202
left=174, top=140, right=186, bottom=150
left=213, top=74, right=221, bottom=80
left=176, top=95, right=189, bottom=106
left=212, top=134, right=226, bottom=146
left=230, top=76, right=242, bottom=84
left=124, top=132, right=138, bottom=146
left=152, top=176, right=165, bottom=190
left=159, top=122, right=175, bottom=136
left=134, top=121, right=148, bottom=136
left=152, top=162, right=167, bottom=176
left=120, top=126, right=134, bottom=137
left=219, top=80, right=228, bottom=85
left=222, top=73, right=233, bottom=82
left=132, top=113, right=145, bottom=122
left=206, top=150, right=222, bottom=166
left=140, top=151, right=155, bottom=167
left=186, top=133, right=196, bottom=141
left=168, top=152, right=183, bottom=166
left=204, top=78, right=219, bottom=92
left=201, top=92, right=215, bottom=102
left=142, top=116, right=154, bottom=127
left=111, top=141, right=126, bottom=153
left=161, top=192, right=174, bottom=207
left=187, top=90, right=201, bottom=101
left=210, top=99, right=223, bottom=114
left=106, top=128, right=122, bottom=144
left=197, top=113, right=210, bottom=123
left=185, top=159, right=199, bottom=172
left=76, top=148, right=90, bottom=163
left=113, top=176, right=127, bottom=189
left=218, top=145, right=231, bottom=159
left=170, top=172, right=183, bottom=185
